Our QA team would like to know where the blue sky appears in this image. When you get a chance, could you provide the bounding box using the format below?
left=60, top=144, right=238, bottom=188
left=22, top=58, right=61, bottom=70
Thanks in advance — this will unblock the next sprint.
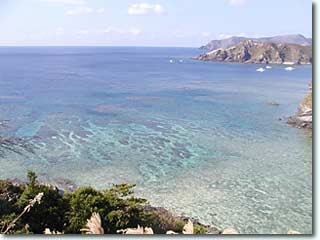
left=0, top=0, right=312, bottom=47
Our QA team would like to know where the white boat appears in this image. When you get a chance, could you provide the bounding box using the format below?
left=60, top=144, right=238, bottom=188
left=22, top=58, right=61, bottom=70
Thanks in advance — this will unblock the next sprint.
left=256, top=68, right=265, bottom=72
left=179, top=59, right=183, bottom=63
left=285, top=67, right=295, bottom=71
left=266, top=66, right=272, bottom=69
left=169, top=59, right=174, bottom=63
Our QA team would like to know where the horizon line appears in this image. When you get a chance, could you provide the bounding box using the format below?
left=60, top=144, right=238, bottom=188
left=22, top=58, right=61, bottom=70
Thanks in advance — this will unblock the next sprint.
left=0, top=45, right=200, bottom=48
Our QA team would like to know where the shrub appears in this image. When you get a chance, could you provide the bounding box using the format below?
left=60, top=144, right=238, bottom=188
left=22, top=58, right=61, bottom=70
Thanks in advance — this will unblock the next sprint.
left=0, top=180, right=24, bottom=216
left=65, top=187, right=106, bottom=233
left=143, top=206, right=186, bottom=234
left=65, top=184, right=149, bottom=234
left=16, top=171, right=69, bottom=234
left=194, top=224, right=207, bottom=234
left=1, top=172, right=212, bottom=235
left=104, top=184, right=150, bottom=233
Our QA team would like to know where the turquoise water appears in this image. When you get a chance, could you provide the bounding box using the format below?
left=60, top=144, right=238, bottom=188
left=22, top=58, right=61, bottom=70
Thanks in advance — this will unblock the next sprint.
left=0, top=47, right=312, bottom=234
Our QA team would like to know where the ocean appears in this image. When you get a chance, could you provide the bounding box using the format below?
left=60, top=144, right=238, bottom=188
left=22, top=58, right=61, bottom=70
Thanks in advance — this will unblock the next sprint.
left=0, top=47, right=312, bottom=234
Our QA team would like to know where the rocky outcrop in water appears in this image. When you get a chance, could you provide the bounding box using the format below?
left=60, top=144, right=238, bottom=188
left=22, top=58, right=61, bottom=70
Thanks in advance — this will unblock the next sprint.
left=196, top=40, right=312, bottom=65
left=288, top=83, right=312, bottom=129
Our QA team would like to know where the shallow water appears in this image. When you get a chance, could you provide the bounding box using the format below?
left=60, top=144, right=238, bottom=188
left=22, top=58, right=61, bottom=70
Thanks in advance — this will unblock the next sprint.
left=0, top=47, right=312, bottom=234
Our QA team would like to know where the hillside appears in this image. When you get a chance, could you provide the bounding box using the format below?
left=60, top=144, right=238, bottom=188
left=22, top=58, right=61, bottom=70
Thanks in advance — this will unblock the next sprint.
left=201, top=34, right=312, bottom=51
left=196, top=40, right=312, bottom=64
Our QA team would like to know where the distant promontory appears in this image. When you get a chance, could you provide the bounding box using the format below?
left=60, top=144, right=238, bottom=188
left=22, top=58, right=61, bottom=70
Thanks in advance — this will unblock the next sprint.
left=200, top=34, right=312, bottom=51
left=195, top=34, right=312, bottom=65
left=195, top=40, right=312, bottom=65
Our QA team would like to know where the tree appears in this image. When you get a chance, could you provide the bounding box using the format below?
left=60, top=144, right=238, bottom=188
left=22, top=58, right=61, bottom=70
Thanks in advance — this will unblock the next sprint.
left=16, top=171, right=69, bottom=233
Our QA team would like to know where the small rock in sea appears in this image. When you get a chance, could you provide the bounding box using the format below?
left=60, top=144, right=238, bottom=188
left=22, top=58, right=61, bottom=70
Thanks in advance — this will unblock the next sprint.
left=278, top=118, right=282, bottom=121
left=287, top=230, right=301, bottom=234
left=222, top=228, right=239, bottom=234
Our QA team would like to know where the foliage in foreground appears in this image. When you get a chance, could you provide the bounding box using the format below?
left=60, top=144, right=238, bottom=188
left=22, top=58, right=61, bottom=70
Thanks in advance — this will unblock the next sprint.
left=0, top=171, right=207, bottom=234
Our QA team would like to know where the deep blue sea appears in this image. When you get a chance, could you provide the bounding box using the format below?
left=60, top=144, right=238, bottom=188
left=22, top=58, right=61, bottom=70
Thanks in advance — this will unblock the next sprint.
left=0, top=47, right=312, bottom=234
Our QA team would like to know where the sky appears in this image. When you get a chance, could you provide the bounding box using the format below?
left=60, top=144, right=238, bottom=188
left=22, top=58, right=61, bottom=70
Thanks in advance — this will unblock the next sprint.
left=0, top=0, right=312, bottom=47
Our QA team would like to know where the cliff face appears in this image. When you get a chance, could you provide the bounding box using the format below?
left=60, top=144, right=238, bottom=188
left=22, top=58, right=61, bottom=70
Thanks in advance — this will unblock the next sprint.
left=201, top=34, right=312, bottom=51
left=196, top=40, right=312, bottom=65
left=288, top=83, right=312, bottom=129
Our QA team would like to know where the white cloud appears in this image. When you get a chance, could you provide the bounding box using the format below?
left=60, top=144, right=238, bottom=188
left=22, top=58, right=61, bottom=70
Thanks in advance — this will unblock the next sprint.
left=74, top=29, right=89, bottom=35
left=218, top=33, right=248, bottom=39
left=218, top=34, right=233, bottom=39
left=103, top=27, right=124, bottom=34
left=153, top=4, right=165, bottom=14
left=37, top=0, right=86, bottom=5
left=66, top=7, right=105, bottom=15
left=226, top=0, right=246, bottom=6
left=55, top=27, right=64, bottom=36
left=217, top=33, right=269, bottom=39
left=171, top=31, right=197, bottom=38
left=66, top=7, right=92, bottom=15
left=128, top=3, right=165, bottom=15
left=101, top=27, right=143, bottom=36
left=96, top=8, right=105, bottom=14
left=129, top=28, right=142, bottom=35
left=237, top=32, right=248, bottom=37
left=201, top=32, right=212, bottom=38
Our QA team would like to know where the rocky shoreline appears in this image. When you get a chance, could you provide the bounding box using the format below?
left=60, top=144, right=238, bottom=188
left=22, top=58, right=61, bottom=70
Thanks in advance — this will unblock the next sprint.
left=288, top=83, right=312, bottom=130
left=288, top=108, right=312, bottom=129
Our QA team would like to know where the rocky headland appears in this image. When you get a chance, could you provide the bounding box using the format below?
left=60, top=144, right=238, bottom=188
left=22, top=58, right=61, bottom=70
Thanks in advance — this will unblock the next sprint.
left=200, top=34, right=312, bottom=51
left=288, top=83, right=312, bottom=129
left=195, top=40, right=312, bottom=65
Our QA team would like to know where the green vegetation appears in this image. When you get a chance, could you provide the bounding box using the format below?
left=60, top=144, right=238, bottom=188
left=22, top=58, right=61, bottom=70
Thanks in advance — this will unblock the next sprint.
left=194, top=223, right=208, bottom=234
left=143, top=206, right=186, bottom=233
left=0, top=171, right=211, bottom=234
left=65, top=184, right=149, bottom=234
left=16, top=171, right=69, bottom=233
